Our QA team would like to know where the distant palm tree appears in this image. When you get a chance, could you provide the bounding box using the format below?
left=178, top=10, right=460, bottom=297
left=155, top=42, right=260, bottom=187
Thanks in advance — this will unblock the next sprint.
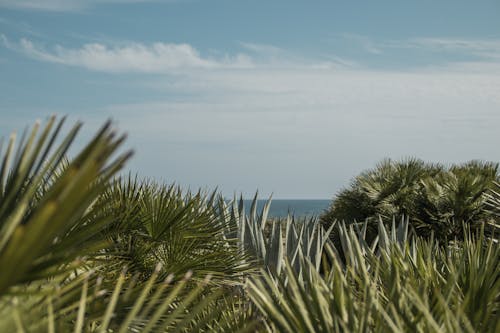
left=322, top=158, right=499, bottom=241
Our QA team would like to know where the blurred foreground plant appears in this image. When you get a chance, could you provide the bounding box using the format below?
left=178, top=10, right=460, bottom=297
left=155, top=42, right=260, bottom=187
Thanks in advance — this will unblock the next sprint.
left=0, top=117, right=243, bottom=332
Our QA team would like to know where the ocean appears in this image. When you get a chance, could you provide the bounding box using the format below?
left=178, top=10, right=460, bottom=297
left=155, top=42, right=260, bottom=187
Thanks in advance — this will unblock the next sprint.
left=241, top=199, right=331, bottom=218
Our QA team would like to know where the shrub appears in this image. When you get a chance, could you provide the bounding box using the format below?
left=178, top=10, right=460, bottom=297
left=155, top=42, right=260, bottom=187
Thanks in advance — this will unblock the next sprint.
left=321, top=158, right=500, bottom=241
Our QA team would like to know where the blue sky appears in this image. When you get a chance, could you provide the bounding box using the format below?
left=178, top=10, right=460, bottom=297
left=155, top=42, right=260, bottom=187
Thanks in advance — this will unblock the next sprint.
left=1, top=0, right=500, bottom=198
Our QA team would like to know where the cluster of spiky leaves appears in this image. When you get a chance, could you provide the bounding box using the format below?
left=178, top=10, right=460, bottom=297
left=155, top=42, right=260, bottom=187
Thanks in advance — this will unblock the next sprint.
left=0, top=117, right=254, bottom=332
left=96, top=177, right=251, bottom=282
left=0, top=267, right=237, bottom=332
left=248, top=222, right=500, bottom=333
left=0, top=116, right=130, bottom=294
left=0, top=117, right=499, bottom=332
left=321, top=158, right=500, bottom=241
left=217, top=195, right=334, bottom=277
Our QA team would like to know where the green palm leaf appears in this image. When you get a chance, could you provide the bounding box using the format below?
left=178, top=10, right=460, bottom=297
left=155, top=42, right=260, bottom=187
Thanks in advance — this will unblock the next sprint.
left=0, top=116, right=131, bottom=294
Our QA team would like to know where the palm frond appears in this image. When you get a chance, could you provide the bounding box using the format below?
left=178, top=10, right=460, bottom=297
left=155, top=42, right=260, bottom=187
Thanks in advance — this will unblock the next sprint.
left=0, top=116, right=131, bottom=294
left=0, top=266, right=231, bottom=332
left=98, top=178, right=252, bottom=283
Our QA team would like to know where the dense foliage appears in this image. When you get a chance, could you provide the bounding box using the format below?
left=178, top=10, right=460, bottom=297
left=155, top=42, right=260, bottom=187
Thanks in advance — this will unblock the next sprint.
left=0, top=117, right=498, bottom=332
left=321, top=158, right=500, bottom=240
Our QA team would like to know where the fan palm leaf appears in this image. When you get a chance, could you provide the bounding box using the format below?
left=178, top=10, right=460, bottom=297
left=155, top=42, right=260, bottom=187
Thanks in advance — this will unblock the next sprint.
left=0, top=116, right=131, bottom=294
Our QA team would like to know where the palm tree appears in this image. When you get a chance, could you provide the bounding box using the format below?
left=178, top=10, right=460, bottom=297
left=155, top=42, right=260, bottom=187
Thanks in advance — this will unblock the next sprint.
left=0, top=117, right=243, bottom=332
left=322, top=158, right=499, bottom=241
left=0, top=116, right=131, bottom=294
left=417, top=161, right=499, bottom=238
left=97, top=178, right=252, bottom=283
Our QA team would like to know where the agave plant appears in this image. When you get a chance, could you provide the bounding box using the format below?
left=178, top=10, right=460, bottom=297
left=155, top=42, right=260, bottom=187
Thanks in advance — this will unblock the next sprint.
left=248, top=222, right=500, bottom=333
left=217, top=194, right=335, bottom=278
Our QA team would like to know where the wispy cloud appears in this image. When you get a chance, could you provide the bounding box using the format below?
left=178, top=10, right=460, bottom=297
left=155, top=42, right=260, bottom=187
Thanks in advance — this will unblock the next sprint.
left=239, top=41, right=359, bottom=69
left=1, top=36, right=254, bottom=72
left=2, top=35, right=359, bottom=72
left=0, top=0, right=163, bottom=12
left=3, top=34, right=500, bottom=75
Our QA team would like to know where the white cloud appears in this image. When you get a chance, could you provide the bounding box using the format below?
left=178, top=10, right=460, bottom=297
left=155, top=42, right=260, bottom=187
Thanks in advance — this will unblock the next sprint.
left=2, top=36, right=361, bottom=72
left=2, top=36, right=255, bottom=72
left=8, top=35, right=500, bottom=74
left=0, top=0, right=162, bottom=11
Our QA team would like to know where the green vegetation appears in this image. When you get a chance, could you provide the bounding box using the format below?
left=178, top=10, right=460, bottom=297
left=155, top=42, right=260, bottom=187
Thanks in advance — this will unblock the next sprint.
left=321, top=158, right=500, bottom=241
left=0, top=117, right=498, bottom=332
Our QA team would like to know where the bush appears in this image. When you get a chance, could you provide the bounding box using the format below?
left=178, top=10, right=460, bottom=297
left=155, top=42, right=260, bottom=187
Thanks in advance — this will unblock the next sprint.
left=321, top=158, right=500, bottom=241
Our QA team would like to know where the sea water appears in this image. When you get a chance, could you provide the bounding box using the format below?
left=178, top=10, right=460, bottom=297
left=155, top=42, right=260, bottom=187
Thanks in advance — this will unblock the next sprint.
left=241, top=199, right=330, bottom=218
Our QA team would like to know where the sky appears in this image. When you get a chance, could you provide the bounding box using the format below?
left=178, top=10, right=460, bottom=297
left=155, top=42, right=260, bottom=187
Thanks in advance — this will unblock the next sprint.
left=0, top=0, right=499, bottom=199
